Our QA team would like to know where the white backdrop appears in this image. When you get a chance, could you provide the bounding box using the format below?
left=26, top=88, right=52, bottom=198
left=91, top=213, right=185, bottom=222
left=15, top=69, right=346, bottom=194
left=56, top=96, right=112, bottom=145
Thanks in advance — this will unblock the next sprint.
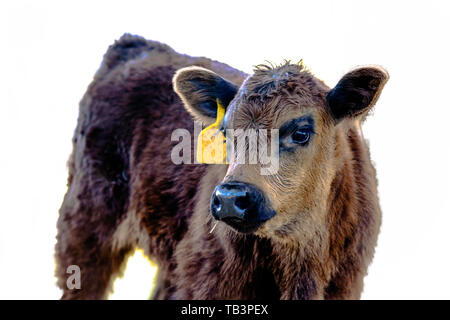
left=0, top=0, right=449, bottom=299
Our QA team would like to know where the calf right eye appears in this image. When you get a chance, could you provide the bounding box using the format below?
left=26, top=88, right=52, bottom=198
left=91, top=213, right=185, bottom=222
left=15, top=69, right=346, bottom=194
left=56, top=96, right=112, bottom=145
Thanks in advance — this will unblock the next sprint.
left=291, top=129, right=310, bottom=145
left=279, top=115, right=315, bottom=150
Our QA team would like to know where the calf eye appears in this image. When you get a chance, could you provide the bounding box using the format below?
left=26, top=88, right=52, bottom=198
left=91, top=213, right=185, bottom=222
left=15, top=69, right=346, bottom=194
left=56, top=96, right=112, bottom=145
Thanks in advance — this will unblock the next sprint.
left=291, top=129, right=310, bottom=145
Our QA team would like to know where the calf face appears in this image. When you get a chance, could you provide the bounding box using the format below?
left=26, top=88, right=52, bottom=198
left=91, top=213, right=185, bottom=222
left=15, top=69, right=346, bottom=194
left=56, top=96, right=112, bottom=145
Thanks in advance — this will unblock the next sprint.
left=174, top=63, right=388, bottom=239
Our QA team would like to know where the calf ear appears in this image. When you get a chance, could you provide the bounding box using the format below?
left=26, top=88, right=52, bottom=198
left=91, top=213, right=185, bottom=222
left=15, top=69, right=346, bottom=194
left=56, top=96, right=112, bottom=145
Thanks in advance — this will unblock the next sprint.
left=173, top=66, right=238, bottom=124
left=327, top=66, right=389, bottom=121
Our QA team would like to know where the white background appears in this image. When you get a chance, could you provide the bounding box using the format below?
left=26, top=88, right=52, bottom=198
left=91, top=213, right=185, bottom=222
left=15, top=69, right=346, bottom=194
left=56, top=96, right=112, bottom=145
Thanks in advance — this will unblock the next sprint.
left=0, top=0, right=449, bottom=299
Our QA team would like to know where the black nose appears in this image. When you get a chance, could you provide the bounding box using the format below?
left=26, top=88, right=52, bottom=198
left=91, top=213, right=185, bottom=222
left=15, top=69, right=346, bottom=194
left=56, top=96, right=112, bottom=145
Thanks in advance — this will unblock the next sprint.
left=210, top=182, right=275, bottom=233
left=211, top=182, right=255, bottom=220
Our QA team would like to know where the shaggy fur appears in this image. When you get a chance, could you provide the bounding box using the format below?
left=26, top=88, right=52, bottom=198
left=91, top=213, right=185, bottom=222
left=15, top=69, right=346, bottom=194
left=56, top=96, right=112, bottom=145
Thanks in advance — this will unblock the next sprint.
left=55, top=34, right=388, bottom=300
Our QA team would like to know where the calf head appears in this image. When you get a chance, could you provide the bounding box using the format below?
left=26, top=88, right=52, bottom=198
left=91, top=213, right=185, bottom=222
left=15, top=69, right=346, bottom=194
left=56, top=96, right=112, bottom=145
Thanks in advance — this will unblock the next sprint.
left=174, top=63, right=388, bottom=240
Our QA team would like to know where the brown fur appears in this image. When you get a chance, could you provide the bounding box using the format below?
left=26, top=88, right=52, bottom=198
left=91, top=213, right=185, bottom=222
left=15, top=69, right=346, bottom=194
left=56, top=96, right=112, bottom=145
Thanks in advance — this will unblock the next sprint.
left=55, top=34, right=387, bottom=299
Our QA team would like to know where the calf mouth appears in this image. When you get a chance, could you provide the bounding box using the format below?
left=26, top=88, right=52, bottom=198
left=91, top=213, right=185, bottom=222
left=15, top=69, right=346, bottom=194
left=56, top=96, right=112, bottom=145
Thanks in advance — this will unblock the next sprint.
left=210, top=181, right=276, bottom=234
left=220, top=216, right=271, bottom=234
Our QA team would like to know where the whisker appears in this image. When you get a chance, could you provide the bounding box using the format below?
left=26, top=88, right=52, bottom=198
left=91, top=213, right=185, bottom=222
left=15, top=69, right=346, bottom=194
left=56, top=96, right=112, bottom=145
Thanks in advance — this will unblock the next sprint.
left=209, top=222, right=218, bottom=233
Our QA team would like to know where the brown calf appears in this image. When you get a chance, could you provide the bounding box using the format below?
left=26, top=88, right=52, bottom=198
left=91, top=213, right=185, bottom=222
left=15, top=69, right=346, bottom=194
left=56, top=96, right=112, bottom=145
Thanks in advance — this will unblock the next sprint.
left=55, top=34, right=388, bottom=299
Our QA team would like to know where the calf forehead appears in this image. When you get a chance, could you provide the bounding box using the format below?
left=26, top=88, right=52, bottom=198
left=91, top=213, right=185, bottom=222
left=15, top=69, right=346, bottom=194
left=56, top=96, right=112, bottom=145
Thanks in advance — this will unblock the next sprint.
left=227, top=63, right=330, bottom=130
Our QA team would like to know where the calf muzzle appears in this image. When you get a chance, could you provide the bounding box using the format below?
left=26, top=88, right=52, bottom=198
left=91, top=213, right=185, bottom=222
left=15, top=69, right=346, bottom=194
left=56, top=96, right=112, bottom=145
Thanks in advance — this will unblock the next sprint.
left=210, top=181, right=275, bottom=233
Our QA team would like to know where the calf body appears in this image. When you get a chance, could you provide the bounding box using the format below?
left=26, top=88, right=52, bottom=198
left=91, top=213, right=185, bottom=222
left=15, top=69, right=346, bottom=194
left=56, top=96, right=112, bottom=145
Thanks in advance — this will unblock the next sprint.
left=55, top=34, right=387, bottom=299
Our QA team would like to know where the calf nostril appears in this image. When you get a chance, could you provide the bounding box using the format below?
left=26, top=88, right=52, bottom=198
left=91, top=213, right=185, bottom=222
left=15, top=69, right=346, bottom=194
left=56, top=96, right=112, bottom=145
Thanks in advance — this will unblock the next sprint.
left=234, top=193, right=250, bottom=211
left=213, top=196, right=221, bottom=210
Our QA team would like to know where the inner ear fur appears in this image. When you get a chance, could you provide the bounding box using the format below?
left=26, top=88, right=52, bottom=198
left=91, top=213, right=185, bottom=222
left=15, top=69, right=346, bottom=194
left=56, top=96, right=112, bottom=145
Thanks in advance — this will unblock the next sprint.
left=173, top=66, right=238, bottom=124
left=327, top=66, right=389, bottom=122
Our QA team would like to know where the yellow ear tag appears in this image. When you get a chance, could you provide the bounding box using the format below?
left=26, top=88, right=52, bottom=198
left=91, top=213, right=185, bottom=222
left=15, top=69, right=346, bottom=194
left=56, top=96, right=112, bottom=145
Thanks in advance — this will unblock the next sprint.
left=197, top=99, right=227, bottom=164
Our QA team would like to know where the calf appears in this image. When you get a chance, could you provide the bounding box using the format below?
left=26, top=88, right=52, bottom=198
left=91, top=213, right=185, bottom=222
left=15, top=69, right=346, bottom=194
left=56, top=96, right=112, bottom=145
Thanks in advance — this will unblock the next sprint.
left=55, top=34, right=388, bottom=299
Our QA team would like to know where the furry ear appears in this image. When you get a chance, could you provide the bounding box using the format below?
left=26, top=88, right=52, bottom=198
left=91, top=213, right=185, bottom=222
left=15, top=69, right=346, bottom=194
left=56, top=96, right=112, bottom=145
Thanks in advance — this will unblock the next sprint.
left=327, top=66, right=389, bottom=121
left=173, top=66, right=238, bottom=124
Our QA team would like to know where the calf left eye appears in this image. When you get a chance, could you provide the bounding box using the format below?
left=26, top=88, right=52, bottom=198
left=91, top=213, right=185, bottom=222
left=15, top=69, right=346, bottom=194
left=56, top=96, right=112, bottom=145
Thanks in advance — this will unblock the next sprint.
left=291, top=129, right=310, bottom=145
